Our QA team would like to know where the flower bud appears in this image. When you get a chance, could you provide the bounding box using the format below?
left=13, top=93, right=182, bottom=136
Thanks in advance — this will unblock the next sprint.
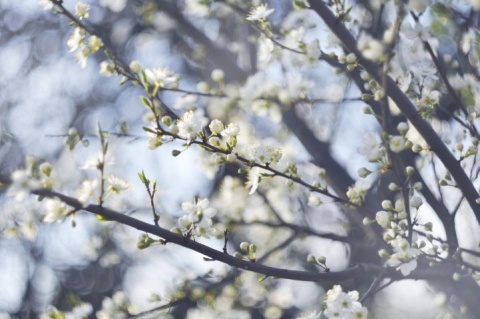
left=208, top=136, right=221, bottom=147
left=197, top=81, right=210, bottom=93
left=226, top=154, right=237, bottom=162
left=317, top=256, right=327, bottom=264
left=346, top=53, right=357, bottom=63
left=397, top=122, right=408, bottom=135
left=211, top=69, right=225, bottom=82
left=382, top=200, right=393, bottom=210
left=161, top=116, right=172, bottom=126
left=168, top=124, right=178, bottom=135
left=233, top=252, right=243, bottom=258
left=412, top=144, right=423, bottom=153
left=388, top=182, right=399, bottom=191
left=240, top=242, right=249, bottom=251
left=378, top=249, right=390, bottom=259
left=357, top=167, right=371, bottom=178
left=410, top=196, right=423, bottom=209
left=129, top=61, right=142, bottom=73
left=406, top=166, right=414, bottom=176
left=209, top=119, right=224, bottom=135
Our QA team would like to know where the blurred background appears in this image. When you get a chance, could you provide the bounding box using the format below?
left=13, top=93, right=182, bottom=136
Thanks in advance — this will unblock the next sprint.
left=0, top=0, right=475, bottom=318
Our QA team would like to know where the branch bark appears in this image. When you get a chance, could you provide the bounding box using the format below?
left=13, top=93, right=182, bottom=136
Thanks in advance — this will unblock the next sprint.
left=34, top=188, right=383, bottom=283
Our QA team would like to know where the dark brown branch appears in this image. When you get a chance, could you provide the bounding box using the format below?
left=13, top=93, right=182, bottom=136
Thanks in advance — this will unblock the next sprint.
left=33, top=188, right=382, bottom=282
left=310, top=0, right=480, bottom=224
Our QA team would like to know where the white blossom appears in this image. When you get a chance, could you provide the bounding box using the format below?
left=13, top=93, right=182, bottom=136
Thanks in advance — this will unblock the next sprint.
left=178, top=198, right=217, bottom=238
left=258, top=36, right=275, bottom=65
left=43, top=198, right=68, bottom=223
left=39, top=0, right=54, bottom=10
left=247, top=144, right=282, bottom=165
left=385, top=236, right=420, bottom=276
left=75, top=180, right=99, bottom=205
left=65, top=303, right=93, bottom=319
left=173, top=94, right=197, bottom=110
left=323, top=285, right=368, bottom=319
left=100, top=61, right=116, bottom=77
left=145, top=67, right=179, bottom=88
left=358, top=35, right=384, bottom=61
left=75, top=2, right=90, bottom=20
left=100, top=0, right=127, bottom=12
left=67, top=28, right=86, bottom=53
left=376, top=210, right=391, bottom=228
left=222, top=123, right=240, bottom=137
left=211, top=69, right=225, bottom=82
left=359, top=132, right=385, bottom=162
left=246, top=4, right=274, bottom=21
left=402, top=21, right=430, bottom=42
left=308, top=193, right=322, bottom=207
left=296, top=310, right=320, bottom=319
left=209, top=119, right=224, bottom=135
left=346, top=182, right=370, bottom=206
left=96, top=291, right=130, bottom=319
left=185, top=0, right=210, bottom=17
left=410, top=195, right=423, bottom=209
left=82, top=152, right=115, bottom=170
left=107, top=175, right=129, bottom=194
left=177, top=110, right=208, bottom=142
left=181, top=198, right=216, bottom=217
left=389, top=135, right=406, bottom=153
left=246, top=167, right=261, bottom=194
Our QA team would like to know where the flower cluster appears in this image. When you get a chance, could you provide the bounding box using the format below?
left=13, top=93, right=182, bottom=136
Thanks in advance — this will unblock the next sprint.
left=172, top=198, right=219, bottom=239
left=207, top=119, right=240, bottom=162
left=371, top=194, right=428, bottom=276
left=382, top=236, right=420, bottom=276
left=39, top=303, right=93, bottom=319
left=43, top=198, right=69, bottom=223
left=9, top=157, right=55, bottom=202
left=346, top=181, right=370, bottom=206
left=75, top=2, right=90, bottom=19
left=177, top=110, right=208, bottom=143
left=96, top=291, right=132, bottom=319
left=233, top=241, right=257, bottom=262
left=358, top=132, right=387, bottom=163
left=323, top=285, right=368, bottom=319
left=67, top=27, right=104, bottom=68
left=247, top=144, right=282, bottom=165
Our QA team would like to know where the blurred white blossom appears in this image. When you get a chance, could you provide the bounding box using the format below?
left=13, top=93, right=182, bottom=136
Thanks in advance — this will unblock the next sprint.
left=246, top=4, right=274, bottom=21
left=323, top=285, right=368, bottom=319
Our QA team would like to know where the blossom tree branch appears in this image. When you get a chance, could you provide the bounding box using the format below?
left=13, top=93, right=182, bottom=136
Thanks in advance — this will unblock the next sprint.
left=32, top=187, right=383, bottom=283
left=310, top=0, right=480, bottom=224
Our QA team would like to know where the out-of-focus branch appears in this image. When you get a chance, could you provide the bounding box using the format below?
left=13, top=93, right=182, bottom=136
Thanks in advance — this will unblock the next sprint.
left=155, top=0, right=249, bottom=82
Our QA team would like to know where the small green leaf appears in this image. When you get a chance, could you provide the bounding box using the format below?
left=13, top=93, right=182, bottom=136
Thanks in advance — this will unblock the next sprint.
left=138, top=170, right=150, bottom=186
left=140, top=96, right=151, bottom=107
left=142, top=126, right=156, bottom=133
left=105, top=49, right=114, bottom=61
left=119, top=76, right=128, bottom=85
